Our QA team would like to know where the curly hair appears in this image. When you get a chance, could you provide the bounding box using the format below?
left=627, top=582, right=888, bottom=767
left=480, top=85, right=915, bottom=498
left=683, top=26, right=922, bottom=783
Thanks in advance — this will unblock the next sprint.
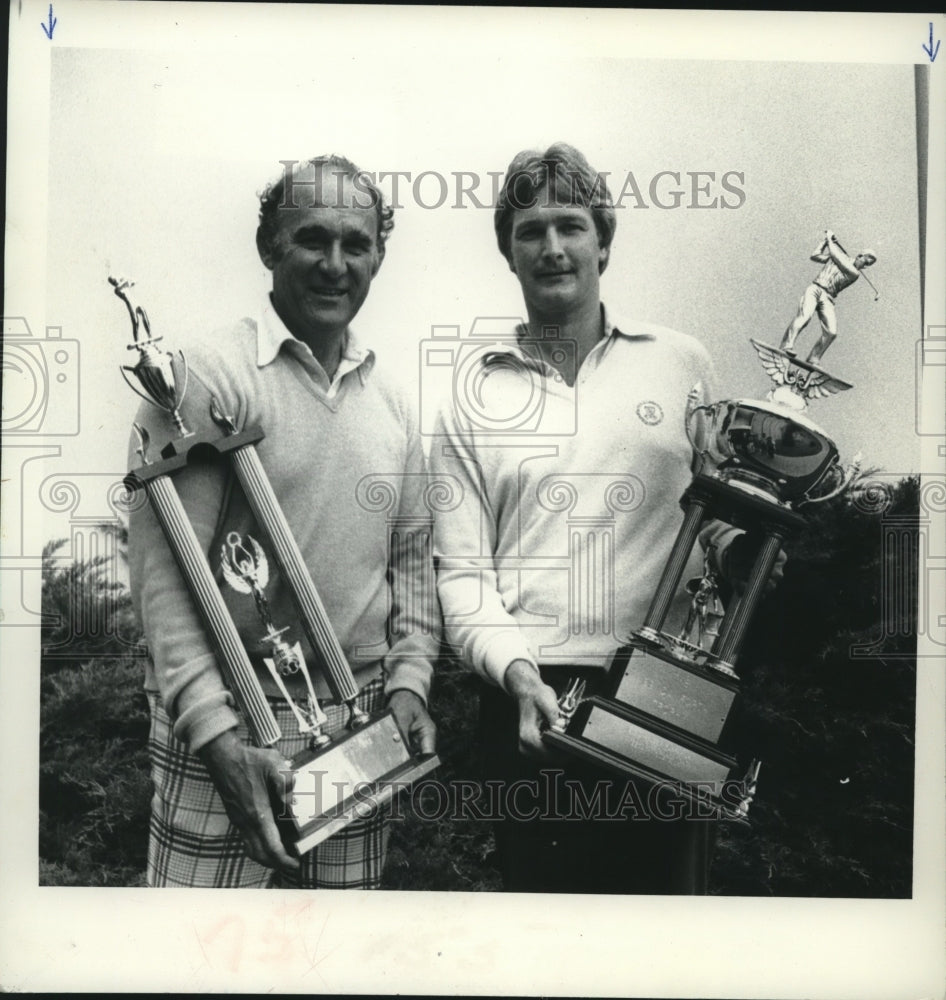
left=257, top=154, right=395, bottom=260
left=494, top=142, right=616, bottom=273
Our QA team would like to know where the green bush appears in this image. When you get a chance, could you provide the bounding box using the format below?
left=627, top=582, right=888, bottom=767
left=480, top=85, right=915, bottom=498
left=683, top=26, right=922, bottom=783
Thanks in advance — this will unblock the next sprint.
left=41, top=532, right=144, bottom=673
left=39, top=658, right=152, bottom=886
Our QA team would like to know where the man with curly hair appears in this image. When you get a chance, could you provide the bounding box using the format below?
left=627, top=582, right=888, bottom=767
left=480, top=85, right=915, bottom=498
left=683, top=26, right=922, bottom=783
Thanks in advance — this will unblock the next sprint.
left=129, top=155, right=438, bottom=888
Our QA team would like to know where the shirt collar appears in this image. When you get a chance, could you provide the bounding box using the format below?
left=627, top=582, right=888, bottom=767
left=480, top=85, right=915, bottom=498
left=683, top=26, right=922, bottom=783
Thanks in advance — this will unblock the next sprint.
left=485, top=303, right=657, bottom=373
left=594, top=305, right=658, bottom=364
left=510, top=303, right=658, bottom=347
left=257, top=294, right=375, bottom=377
left=598, top=303, right=659, bottom=343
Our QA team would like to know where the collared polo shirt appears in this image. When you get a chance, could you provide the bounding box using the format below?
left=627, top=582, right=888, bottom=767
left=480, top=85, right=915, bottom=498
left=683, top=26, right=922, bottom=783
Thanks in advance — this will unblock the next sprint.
left=258, top=295, right=374, bottom=400
left=431, top=305, right=716, bottom=688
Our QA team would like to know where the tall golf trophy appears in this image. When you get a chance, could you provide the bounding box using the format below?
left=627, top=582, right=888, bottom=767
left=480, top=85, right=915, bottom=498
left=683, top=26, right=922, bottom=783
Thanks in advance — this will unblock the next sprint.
left=112, top=276, right=439, bottom=854
left=544, top=249, right=864, bottom=820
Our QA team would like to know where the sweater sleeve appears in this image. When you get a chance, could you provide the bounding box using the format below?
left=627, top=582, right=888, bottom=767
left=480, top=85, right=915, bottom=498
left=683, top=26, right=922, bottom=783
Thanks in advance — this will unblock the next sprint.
left=127, top=372, right=241, bottom=753
left=429, top=401, right=538, bottom=690
left=381, top=419, right=441, bottom=707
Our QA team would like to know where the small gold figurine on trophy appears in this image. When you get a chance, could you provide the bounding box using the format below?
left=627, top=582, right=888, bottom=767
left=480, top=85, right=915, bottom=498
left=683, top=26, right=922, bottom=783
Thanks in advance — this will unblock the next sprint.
left=779, top=229, right=878, bottom=366
left=676, top=548, right=725, bottom=656
left=111, top=276, right=192, bottom=439
left=220, top=532, right=330, bottom=749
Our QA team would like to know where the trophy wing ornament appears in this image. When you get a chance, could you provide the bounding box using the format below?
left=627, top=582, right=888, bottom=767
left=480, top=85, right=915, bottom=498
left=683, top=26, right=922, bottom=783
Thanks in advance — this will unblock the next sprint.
left=804, top=369, right=853, bottom=400
left=220, top=532, right=270, bottom=594
left=749, top=338, right=853, bottom=415
left=750, top=340, right=793, bottom=386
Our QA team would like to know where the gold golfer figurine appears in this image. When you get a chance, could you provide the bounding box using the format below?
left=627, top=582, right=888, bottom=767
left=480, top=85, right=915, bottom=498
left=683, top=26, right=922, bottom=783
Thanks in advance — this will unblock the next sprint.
left=780, top=230, right=878, bottom=365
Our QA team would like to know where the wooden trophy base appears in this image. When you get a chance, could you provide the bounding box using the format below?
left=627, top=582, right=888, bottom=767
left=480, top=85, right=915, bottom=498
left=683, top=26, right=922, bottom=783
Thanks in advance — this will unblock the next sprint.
left=543, top=641, right=748, bottom=821
left=286, top=710, right=440, bottom=854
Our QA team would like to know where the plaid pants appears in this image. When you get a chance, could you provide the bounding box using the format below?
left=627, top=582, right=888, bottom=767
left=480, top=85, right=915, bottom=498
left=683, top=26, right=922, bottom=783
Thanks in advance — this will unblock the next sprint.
left=147, top=678, right=389, bottom=888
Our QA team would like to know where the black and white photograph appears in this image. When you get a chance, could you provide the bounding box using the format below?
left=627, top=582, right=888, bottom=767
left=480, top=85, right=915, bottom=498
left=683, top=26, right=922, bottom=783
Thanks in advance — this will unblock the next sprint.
left=2, top=4, right=944, bottom=995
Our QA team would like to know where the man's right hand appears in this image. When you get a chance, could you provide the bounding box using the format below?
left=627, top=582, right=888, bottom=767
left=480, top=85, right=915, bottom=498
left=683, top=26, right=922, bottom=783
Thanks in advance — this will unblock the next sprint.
left=197, top=729, right=301, bottom=873
left=504, top=659, right=562, bottom=759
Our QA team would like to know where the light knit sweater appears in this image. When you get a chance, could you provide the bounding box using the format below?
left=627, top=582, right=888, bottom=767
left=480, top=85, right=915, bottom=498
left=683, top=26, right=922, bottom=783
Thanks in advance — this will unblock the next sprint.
left=430, top=308, right=738, bottom=689
left=128, top=300, right=439, bottom=752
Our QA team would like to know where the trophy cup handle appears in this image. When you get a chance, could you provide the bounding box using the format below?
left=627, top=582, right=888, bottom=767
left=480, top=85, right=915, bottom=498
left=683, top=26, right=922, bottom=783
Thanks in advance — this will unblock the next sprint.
left=121, top=350, right=192, bottom=438
left=174, top=349, right=189, bottom=408
left=685, top=384, right=714, bottom=469
left=120, top=364, right=161, bottom=407
left=800, top=451, right=862, bottom=506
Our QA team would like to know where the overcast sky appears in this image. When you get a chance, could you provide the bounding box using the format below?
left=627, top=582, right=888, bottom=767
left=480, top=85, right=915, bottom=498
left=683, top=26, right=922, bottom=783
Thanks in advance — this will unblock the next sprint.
left=39, top=50, right=925, bottom=487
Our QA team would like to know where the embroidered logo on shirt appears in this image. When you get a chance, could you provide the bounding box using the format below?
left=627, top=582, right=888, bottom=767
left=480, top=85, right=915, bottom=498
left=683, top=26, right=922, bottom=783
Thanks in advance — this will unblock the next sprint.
left=636, top=401, right=664, bottom=426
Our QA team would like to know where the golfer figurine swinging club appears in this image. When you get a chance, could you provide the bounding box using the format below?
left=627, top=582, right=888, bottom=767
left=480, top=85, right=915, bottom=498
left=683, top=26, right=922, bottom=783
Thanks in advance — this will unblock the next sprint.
left=780, top=229, right=878, bottom=365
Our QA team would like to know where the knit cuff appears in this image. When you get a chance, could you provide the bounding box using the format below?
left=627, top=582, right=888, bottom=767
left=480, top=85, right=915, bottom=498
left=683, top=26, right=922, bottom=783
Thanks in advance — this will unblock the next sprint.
left=383, top=657, right=433, bottom=707
left=173, top=690, right=240, bottom=754
left=477, top=630, right=539, bottom=690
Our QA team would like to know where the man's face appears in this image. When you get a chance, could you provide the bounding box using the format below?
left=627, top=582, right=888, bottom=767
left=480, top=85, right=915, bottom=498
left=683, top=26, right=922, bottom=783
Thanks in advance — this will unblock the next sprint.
left=260, top=170, right=382, bottom=344
left=507, top=191, right=607, bottom=318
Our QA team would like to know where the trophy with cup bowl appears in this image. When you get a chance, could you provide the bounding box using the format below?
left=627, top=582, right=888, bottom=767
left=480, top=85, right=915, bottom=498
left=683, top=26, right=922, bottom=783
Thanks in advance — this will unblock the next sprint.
left=544, top=305, right=862, bottom=822
left=112, top=277, right=440, bottom=854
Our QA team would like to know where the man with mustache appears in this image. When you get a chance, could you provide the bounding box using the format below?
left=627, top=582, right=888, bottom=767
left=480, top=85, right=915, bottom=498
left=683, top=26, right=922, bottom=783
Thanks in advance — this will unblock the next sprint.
left=430, top=143, right=772, bottom=893
left=128, top=155, right=438, bottom=888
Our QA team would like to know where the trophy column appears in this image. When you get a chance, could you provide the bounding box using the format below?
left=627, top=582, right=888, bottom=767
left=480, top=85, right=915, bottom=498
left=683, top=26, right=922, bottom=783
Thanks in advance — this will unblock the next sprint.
left=638, top=486, right=712, bottom=644
left=208, top=400, right=363, bottom=714
left=129, top=447, right=282, bottom=747
left=711, top=525, right=789, bottom=672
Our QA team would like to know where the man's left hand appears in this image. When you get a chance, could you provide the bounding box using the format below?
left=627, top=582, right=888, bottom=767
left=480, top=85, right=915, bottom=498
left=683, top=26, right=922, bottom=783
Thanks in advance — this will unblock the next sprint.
left=387, top=690, right=437, bottom=755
